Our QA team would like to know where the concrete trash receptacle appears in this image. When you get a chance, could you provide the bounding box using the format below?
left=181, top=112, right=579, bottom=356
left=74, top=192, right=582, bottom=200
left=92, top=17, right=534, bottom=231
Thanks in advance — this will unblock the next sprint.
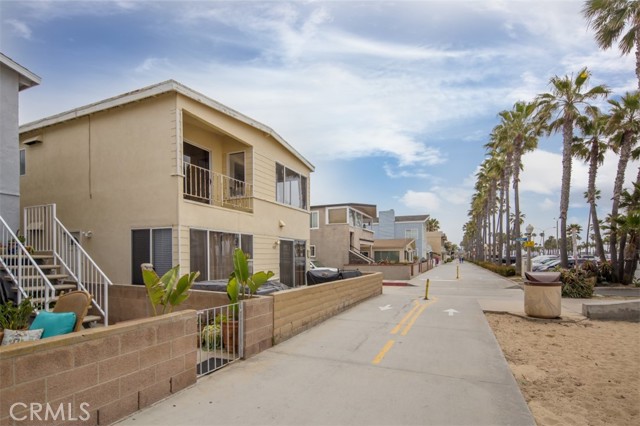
left=524, top=272, right=562, bottom=319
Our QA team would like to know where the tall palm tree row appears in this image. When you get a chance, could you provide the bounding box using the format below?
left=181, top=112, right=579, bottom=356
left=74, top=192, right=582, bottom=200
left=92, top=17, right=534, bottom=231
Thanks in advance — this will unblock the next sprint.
left=463, top=3, right=640, bottom=282
left=535, top=68, right=610, bottom=268
left=573, top=106, right=609, bottom=263
left=583, top=0, right=640, bottom=90
left=607, top=93, right=640, bottom=281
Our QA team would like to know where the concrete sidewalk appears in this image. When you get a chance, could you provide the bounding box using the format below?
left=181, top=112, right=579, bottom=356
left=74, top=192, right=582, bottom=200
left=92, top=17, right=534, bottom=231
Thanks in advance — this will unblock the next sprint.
left=116, top=262, right=536, bottom=426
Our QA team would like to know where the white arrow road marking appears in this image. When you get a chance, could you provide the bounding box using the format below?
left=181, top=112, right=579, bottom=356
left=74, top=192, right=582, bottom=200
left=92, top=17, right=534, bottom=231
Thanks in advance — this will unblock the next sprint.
left=379, top=305, right=392, bottom=311
left=443, top=309, right=459, bottom=316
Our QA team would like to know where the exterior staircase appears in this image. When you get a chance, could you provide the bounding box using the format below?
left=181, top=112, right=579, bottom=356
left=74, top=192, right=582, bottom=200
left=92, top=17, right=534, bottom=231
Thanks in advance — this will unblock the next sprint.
left=349, top=247, right=375, bottom=265
left=0, top=204, right=111, bottom=326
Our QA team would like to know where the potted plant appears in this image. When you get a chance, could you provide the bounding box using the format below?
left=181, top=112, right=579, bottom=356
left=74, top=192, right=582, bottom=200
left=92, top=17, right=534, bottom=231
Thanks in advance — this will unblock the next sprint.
left=223, top=248, right=274, bottom=351
left=142, top=265, right=199, bottom=316
left=0, top=299, right=34, bottom=342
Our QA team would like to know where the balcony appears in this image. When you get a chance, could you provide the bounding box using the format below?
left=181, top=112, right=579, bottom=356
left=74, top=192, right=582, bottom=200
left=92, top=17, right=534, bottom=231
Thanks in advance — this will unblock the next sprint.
left=183, top=161, right=253, bottom=212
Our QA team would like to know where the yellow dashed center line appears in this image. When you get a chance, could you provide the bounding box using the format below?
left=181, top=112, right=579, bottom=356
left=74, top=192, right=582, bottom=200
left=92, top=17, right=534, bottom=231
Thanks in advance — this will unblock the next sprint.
left=390, top=300, right=420, bottom=335
left=372, top=297, right=437, bottom=365
left=371, top=339, right=395, bottom=365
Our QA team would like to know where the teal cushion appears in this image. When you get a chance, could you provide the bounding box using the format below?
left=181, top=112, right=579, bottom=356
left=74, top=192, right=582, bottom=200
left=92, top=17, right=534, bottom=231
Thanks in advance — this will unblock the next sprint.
left=29, top=311, right=76, bottom=338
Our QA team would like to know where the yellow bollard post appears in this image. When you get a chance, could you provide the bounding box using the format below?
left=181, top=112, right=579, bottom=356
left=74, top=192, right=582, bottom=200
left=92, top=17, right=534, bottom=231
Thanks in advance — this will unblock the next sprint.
left=457, top=265, right=459, bottom=280
left=424, top=279, right=430, bottom=300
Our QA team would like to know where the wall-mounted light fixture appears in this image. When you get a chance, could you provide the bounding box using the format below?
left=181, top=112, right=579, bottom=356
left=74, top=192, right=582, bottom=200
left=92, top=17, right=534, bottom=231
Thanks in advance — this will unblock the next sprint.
left=279, top=220, right=286, bottom=228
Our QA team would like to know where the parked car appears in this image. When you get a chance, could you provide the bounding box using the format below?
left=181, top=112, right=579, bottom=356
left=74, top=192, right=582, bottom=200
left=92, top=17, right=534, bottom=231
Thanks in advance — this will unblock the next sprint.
left=309, top=260, right=338, bottom=273
left=531, top=255, right=558, bottom=266
left=533, top=259, right=562, bottom=271
left=191, top=279, right=289, bottom=295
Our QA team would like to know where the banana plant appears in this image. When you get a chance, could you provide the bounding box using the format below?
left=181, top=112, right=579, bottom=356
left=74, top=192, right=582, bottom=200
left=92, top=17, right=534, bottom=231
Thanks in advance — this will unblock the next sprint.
left=142, top=265, right=199, bottom=316
left=227, top=248, right=274, bottom=317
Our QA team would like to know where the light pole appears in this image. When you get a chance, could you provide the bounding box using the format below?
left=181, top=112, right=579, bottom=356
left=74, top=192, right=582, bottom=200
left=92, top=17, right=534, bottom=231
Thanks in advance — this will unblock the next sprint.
left=526, top=224, right=534, bottom=273
left=553, top=217, right=559, bottom=254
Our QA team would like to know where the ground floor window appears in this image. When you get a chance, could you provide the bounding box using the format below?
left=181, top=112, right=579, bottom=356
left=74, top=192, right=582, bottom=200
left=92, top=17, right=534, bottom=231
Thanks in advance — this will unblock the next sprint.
left=309, top=245, right=316, bottom=258
left=190, top=229, right=253, bottom=281
left=374, top=250, right=400, bottom=263
left=131, top=228, right=173, bottom=284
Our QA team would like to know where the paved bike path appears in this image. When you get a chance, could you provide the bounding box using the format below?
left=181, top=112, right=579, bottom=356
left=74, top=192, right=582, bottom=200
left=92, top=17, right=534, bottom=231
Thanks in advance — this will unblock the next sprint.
left=117, top=262, right=535, bottom=425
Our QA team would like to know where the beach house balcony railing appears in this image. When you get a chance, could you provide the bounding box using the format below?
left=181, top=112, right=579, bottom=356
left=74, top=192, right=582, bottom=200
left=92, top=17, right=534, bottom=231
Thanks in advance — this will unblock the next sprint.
left=183, top=161, right=253, bottom=212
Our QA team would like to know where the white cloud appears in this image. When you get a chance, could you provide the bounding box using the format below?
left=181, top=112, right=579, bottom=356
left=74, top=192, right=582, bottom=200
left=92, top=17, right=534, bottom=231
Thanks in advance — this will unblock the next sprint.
left=399, top=190, right=441, bottom=212
left=134, top=57, right=170, bottom=74
left=5, top=19, right=32, bottom=40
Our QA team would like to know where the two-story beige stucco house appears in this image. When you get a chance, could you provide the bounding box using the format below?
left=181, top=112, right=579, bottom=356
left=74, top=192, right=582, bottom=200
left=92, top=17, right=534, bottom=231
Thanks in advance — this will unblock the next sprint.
left=19, top=80, right=314, bottom=287
left=310, top=203, right=376, bottom=268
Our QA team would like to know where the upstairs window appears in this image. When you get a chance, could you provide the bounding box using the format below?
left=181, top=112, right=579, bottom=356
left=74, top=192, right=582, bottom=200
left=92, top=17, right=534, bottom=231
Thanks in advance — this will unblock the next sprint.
left=19, top=149, right=25, bottom=176
left=276, top=163, right=307, bottom=209
left=310, top=211, right=319, bottom=229
left=405, top=228, right=418, bottom=240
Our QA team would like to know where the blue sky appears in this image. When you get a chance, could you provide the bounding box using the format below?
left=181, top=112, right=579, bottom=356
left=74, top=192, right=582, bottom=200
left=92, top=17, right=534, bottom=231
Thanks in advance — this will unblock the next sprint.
left=2, top=0, right=637, bottom=246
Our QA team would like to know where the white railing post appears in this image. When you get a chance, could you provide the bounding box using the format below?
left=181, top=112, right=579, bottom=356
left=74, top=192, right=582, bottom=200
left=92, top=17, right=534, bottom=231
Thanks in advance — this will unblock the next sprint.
left=51, top=204, right=57, bottom=256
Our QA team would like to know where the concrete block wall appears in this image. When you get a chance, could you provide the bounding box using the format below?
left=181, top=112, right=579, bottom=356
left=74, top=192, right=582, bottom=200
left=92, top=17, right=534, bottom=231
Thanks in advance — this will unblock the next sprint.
left=242, top=297, right=274, bottom=357
left=0, top=311, right=197, bottom=426
left=272, top=272, right=382, bottom=344
left=108, top=285, right=229, bottom=323
left=350, top=264, right=412, bottom=280
left=108, top=285, right=273, bottom=359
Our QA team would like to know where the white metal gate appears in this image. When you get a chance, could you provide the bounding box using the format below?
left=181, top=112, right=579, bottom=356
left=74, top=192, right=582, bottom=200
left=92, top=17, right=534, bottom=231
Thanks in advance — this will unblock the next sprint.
left=196, top=302, right=243, bottom=378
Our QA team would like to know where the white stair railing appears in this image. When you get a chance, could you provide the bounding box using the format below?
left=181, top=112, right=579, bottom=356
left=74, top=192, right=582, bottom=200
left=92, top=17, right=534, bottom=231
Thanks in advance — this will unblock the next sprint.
left=183, top=161, right=253, bottom=211
left=24, top=204, right=111, bottom=325
left=0, top=215, right=55, bottom=310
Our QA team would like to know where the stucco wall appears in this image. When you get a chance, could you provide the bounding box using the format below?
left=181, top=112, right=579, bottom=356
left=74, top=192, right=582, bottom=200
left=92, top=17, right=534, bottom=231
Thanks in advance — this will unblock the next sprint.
left=0, top=64, right=20, bottom=232
left=20, top=89, right=313, bottom=284
left=20, top=94, right=179, bottom=285
left=272, top=272, right=383, bottom=344
left=350, top=262, right=430, bottom=280
left=0, top=311, right=196, bottom=426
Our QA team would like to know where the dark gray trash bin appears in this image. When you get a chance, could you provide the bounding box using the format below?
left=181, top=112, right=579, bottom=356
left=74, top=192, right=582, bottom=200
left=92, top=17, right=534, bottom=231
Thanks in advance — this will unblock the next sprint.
left=524, top=271, right=562, bottom=318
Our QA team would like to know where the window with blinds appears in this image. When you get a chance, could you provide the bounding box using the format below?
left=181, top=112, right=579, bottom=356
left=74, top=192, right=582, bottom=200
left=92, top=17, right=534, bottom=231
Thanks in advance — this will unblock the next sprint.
left=131, top=228, right=173, bottom=284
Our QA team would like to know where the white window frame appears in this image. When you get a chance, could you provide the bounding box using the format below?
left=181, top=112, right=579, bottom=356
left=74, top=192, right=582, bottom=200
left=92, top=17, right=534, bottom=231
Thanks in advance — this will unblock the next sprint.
left=310, top=245, right=316, bottom=258
left=405, top=228, right=418, bottom=240
left=310, top=211, right=319, bottom=229
left=275, top=162, right=308, bottom=210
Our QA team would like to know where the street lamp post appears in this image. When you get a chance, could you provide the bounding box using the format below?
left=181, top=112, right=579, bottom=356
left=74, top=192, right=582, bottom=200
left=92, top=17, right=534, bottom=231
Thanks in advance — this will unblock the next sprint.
left=540, top=231, right=545, bottom=255
left=553, top=217, right=559, bottom=255
left=526, top=224, right=534, bottom=273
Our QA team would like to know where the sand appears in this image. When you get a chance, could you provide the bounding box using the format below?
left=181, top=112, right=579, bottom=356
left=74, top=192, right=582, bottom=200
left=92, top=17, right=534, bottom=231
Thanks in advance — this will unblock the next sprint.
left=486, top=313, right=640, bottom=426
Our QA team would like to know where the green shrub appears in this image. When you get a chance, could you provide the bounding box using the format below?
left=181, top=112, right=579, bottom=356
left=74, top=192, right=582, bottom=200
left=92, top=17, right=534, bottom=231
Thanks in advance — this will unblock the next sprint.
left=472, top=261, right=516, bottom=277
left=559, top=268, right=594, bottom=298
left=598, top=261, right=613, bottom=283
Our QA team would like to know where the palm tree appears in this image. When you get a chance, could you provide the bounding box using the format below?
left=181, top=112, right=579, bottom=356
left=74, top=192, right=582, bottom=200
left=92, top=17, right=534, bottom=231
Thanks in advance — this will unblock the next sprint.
left=535, top=68, right=609, bottom=268
left=607, top=92, right=640, bottom=282
left=583, top=0, right=640, bottom=89
left=486, top=122, right=514, bottom=264
left=426, top=218, right=440, bottom=232
left=618, top=184, right=640, bottom=282
left=499, top=101, right=541, bottom=274
left=574, top=106, right=609, bottom=262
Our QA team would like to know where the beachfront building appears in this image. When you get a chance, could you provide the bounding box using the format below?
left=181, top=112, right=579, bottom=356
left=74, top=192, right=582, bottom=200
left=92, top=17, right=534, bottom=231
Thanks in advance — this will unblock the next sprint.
left=0, top=53, right=40, bottom=232
left=372, top=209, right=433, bottom=261
left=19, top=80, right=314, bottom=287
left=309, top=203, right=376, bottom=268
